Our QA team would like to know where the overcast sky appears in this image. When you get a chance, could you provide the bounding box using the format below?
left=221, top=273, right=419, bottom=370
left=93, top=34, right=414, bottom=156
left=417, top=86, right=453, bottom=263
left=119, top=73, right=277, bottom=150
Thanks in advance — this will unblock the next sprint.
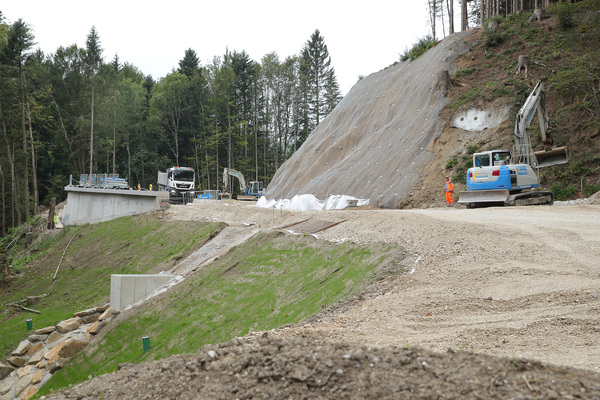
left=2, top=1, right=434, bottom=96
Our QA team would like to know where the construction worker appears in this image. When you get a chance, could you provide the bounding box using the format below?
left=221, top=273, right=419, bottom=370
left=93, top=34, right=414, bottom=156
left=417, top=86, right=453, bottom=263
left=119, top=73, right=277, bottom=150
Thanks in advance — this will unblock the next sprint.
left=445, top=176, right=454, bottom=207
left=149, top=184, right=153, bottom=191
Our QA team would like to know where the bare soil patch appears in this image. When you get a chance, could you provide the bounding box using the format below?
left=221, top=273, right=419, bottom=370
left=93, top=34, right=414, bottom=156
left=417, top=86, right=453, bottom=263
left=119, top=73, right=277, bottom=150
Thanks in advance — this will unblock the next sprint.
left=49, top=337, right=600, bottom=400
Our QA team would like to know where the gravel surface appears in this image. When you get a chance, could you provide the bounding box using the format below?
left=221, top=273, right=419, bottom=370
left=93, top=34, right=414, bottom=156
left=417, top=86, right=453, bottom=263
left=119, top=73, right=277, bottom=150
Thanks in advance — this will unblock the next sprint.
left=45, top=200, right=600, bottom=399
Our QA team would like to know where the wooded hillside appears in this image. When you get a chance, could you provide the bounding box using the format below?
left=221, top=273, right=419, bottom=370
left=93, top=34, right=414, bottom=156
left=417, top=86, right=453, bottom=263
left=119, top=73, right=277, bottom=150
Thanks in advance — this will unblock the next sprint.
left=0, top=19, right=341, bottom=234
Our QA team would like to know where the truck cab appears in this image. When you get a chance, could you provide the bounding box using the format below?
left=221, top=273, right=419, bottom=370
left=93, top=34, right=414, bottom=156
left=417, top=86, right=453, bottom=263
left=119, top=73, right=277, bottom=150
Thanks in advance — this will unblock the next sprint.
left=158, top=167, right=196, bottom=204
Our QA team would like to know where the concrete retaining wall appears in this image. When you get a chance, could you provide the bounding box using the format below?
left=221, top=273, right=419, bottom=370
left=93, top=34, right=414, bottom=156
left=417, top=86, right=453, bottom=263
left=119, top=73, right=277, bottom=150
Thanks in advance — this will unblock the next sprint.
left=62, top=187, right=168, bottom=226
left=110, top=274, right=179, bottom=311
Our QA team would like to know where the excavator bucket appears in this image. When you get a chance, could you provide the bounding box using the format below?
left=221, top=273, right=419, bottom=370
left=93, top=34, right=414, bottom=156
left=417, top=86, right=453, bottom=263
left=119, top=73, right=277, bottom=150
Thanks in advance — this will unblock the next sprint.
left=534, top=146, right=570, bottom=168
left=457, top=189, right=510, bottom=206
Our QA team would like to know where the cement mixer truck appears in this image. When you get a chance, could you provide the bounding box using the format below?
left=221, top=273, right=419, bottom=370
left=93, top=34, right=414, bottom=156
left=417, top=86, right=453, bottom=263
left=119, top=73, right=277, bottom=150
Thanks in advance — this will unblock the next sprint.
left=158, top=167, right=196, bottom=204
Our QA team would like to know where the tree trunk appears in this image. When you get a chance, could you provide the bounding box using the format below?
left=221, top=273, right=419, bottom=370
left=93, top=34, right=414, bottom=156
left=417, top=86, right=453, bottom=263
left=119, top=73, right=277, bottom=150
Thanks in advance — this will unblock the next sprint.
left=0, top=99, right=18, bottom=226
left=90, top=86, right=95, bottom=176
left=437, top=70, right=452, bottom=96
left=0, top=163, right=5, bottom=235
left=11, top=143, right=19, bottom=226
left=112, top=98, right=116, bottom=175
left=126, top=140, right=131, bottom=185
left=441, top=0, right=447, bottom=37
left=448, top=0, right=455, bottom=34
left=20, top=68, right=30, bottom=221
left=431, top=0, right=437, bottom=40
left=264, top=91, right=269, bottom=181
left=215, top=118, right=219, bottom=192
left=481, top=0, right=485, bottom=25
left=227, top=107, right=232, bottom=172
left=254, top=92, right=259, bottom=181
left=462, top=0, right=468, bottom=30
left=26, top=97, right=38, bottom=212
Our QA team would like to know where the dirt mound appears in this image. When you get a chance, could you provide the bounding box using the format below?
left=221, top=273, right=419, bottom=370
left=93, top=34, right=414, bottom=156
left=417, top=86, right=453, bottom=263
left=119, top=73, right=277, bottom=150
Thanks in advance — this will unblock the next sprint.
left=47, top=337, right=600, bottom=400
left=264, top=30, right=475, bottom=208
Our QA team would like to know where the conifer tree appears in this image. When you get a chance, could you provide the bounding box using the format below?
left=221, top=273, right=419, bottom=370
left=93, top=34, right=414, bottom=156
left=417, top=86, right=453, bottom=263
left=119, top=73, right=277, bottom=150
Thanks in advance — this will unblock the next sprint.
left=299, top=29, right=340, bottom=135
left=178, top=48, right=200, bottom=78
left=85, top=26, right=103, bottom=176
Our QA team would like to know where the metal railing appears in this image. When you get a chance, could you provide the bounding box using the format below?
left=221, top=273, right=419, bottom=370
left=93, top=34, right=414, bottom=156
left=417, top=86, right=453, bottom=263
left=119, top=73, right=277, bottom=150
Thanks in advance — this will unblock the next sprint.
left=68, top=174, right=130, bottom=189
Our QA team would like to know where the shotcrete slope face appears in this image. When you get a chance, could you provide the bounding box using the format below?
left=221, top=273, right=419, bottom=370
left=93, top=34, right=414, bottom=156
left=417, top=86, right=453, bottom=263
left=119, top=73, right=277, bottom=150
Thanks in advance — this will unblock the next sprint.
left=262, top=31, right=472, bottom=209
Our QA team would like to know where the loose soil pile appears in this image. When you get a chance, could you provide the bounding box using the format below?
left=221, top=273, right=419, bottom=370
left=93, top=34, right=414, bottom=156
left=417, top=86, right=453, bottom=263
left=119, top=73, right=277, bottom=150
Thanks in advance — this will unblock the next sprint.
left=48, top=337, right=600, bottom=400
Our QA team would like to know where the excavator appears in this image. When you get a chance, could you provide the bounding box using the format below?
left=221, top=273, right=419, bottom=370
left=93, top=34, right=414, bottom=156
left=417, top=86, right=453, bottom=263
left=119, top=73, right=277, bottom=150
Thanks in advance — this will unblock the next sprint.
left=458, top=81, right=570, bottom=208
left=222, top=168, right=264, bottom=201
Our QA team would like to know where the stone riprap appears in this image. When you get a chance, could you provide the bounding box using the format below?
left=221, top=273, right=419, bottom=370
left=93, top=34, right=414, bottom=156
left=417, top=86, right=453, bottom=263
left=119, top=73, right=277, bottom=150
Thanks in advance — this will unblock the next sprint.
left=0, top=305, right=117, bottom=400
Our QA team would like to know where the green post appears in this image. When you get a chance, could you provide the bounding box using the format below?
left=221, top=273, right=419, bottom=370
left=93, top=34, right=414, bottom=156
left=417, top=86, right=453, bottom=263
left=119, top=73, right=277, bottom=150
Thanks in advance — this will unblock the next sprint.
left=26, top=319, right=33, bottom=331
left=142, top=336, right=150, bottom=352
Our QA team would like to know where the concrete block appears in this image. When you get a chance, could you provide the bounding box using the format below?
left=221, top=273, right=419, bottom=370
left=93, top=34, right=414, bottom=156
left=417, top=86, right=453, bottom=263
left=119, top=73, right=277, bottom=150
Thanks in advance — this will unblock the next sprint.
left=110, top=274, right=178, bottom=311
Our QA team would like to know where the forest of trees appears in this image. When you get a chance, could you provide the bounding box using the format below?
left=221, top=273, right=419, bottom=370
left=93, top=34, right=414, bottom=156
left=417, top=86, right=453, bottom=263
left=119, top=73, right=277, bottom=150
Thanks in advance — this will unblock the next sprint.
left=427, top=0, right=576, bottom=39
left=0, top=0, right=580, bottom=235
left=0, top=12, right=342, bottom=234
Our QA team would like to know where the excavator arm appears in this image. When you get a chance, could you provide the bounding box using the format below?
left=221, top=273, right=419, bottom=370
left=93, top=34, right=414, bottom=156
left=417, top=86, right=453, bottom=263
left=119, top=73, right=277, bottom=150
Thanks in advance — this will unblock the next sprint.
left=514, top=81, right=570, bottom=168
left=223, top=168, right=247, bottom=192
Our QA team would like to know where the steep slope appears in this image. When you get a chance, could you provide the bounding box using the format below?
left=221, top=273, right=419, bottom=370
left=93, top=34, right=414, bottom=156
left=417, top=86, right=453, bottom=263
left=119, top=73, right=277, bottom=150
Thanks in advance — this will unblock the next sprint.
left=263, top=30, right=474, bottom=208
left=266, top=3, right=600, bottom=210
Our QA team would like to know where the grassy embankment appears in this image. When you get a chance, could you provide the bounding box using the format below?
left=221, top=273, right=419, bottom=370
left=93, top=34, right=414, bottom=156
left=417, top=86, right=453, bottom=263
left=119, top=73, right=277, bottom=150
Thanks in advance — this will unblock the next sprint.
left=0, top=213, right=404, bottom=397
left=1, top=215, right=224, bottom=367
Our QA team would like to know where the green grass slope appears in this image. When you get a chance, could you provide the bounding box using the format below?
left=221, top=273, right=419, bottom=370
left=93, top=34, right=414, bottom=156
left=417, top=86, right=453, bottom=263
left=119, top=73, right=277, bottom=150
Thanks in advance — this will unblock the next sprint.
left=37, top=231, right=404, bottom=397
left=1, top=214, right=225, bottom=361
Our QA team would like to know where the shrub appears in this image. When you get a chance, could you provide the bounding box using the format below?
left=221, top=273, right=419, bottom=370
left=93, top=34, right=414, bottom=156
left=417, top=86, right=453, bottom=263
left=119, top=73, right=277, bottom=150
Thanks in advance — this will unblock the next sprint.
left=454, top=67, right=477, bottom=78
left=484, top=17, right=507, bottom=48
left=484, top=81, right=511, bottom=98
left=400, top=36, right=436, bottom=62
left=584, top=184, right=600, bottom=198
left=550, top=183, right=578, bottom=200
left=453, top=163, right=471, bottom=184
left=446, top=156, right=459, bottom=169
left=484, top=31, right=507, bottom=48
left=453, top=154, right=474, bottom=184
left=466, top=143, right=480, bottom=155
left=450, top=88, right=481, bottom=109
left=555, top=2, right=576, bottom=30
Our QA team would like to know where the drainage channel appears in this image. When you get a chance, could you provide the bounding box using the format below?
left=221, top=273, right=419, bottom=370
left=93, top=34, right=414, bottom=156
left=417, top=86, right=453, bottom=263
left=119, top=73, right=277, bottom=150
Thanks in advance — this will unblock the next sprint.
left=276, top=218, right=347, bottom=235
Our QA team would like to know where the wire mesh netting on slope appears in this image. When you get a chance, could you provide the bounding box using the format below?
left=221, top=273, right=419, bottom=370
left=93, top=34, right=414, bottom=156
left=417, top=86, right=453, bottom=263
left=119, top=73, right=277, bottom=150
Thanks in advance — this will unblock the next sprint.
left=261, top=30, right=475, bottom=210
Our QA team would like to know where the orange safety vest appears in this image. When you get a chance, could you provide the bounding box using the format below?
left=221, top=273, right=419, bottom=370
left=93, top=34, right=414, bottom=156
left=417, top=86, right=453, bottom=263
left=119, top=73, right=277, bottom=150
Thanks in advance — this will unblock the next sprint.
left=445, top=180, right=454, bottom=205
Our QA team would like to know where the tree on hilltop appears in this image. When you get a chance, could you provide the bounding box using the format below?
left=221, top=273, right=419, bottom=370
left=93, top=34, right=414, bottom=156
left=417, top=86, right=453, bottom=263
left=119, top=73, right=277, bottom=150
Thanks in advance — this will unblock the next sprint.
left=299, top=29, right=341, bottom=138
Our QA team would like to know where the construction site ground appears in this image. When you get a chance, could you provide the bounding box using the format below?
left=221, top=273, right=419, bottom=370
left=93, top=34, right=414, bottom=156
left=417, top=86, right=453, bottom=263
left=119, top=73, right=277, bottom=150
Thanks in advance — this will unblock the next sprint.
left=49, top=198, right=600, bottom=399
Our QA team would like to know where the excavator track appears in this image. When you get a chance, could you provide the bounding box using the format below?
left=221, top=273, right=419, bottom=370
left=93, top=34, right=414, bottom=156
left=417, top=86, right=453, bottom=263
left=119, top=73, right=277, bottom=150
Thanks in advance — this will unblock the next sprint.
left=506, top=191, right=554, bottom=207
left=459, top=190, right=554, bottom=208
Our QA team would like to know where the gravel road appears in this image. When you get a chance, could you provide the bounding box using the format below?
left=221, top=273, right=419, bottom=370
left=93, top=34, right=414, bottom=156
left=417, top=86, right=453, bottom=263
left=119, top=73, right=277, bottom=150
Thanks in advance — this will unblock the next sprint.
left=171, top=199, right=600, bottom=373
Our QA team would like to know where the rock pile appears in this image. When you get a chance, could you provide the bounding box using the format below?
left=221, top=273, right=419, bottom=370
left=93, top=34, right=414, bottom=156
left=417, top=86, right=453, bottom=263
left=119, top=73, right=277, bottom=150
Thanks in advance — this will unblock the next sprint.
left=0, top=305, right=118, bottom=400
